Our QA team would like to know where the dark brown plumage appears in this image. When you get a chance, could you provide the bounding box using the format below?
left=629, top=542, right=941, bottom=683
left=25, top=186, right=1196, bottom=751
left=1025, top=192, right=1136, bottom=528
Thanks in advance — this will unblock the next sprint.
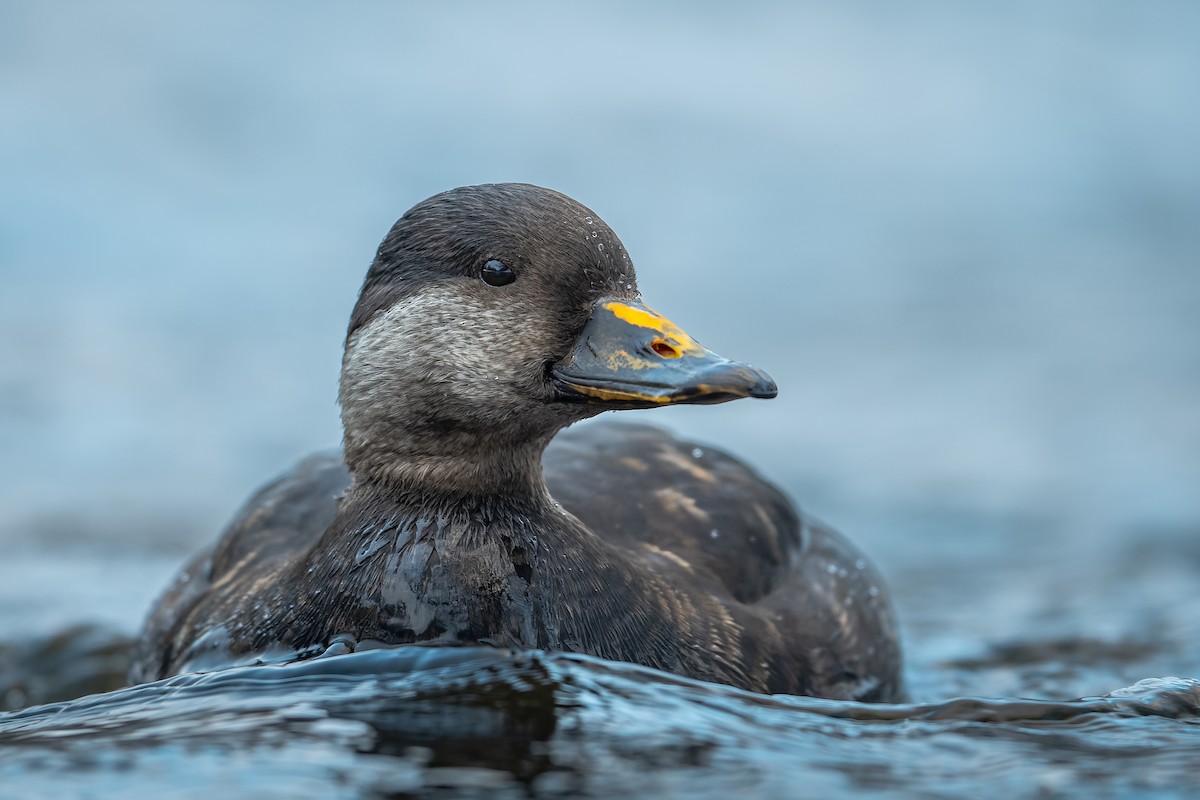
left=130, top=183, right=903, bottom=701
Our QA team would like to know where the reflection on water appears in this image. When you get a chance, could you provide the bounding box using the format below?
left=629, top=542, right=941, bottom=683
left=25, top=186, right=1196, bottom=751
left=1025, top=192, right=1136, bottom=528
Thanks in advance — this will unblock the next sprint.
left=2, top=647, right=1199, bottom=799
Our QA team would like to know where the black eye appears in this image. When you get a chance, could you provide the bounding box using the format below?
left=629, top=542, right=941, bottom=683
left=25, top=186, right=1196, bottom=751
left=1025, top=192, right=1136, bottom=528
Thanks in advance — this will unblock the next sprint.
left=481, top=259, right=515, bottom=287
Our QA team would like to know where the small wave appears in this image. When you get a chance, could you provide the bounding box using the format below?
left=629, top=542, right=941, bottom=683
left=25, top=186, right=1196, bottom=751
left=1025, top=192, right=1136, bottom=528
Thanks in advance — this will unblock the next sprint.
left=2, top=647, right=1198, bottom=799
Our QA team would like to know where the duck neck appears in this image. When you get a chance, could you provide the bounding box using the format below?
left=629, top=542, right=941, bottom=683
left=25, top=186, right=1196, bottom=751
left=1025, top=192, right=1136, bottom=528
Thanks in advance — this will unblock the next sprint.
left=343, top=429, right=556, bottom=501
left=294, top=439, right=570, bottom=653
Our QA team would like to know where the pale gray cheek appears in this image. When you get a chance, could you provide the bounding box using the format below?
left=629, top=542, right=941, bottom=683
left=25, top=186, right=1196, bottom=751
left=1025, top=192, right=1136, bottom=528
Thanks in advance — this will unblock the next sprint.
left=340, top=289, right=549, bottom=432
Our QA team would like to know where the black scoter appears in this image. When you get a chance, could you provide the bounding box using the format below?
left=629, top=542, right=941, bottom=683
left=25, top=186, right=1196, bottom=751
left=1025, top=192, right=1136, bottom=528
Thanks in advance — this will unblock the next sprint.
left=130, top=183, right=903, bottom=701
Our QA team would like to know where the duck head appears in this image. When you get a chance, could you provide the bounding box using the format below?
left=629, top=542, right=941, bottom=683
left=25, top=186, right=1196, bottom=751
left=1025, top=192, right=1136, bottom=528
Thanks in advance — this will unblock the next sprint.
left=339, top=183, right=776, bottom=493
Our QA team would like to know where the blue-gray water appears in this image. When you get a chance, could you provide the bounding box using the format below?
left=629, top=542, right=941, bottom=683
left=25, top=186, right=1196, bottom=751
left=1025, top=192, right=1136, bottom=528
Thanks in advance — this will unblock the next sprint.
left=1, top=2, right=1198, bottom=797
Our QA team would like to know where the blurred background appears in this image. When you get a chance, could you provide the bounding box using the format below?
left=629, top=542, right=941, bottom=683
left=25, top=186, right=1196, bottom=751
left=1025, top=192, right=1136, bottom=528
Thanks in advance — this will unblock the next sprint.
left=1, top=2, right=1197, bottom=700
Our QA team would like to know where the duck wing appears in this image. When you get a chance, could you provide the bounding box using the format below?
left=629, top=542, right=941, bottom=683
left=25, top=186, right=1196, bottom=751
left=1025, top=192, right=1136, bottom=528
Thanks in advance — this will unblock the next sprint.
left=129, top=452, right=351, bottom=683
left=543, top=421, right=800, bottom=604
left=544, top=421, right=903, bottom=701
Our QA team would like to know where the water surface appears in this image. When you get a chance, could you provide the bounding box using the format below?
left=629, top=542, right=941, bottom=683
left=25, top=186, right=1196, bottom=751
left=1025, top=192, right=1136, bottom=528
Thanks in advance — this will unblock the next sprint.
left=4, top=647, right=1200, bottom=799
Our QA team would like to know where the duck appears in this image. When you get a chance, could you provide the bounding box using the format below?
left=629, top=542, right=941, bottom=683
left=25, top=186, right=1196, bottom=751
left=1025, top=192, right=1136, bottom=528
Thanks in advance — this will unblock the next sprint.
left=129, top=183, right=904, bottom=701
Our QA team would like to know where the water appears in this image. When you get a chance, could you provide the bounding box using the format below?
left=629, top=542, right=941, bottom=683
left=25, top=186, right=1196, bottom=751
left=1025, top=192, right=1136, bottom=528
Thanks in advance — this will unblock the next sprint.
left=3, top=647, right=1199, bottom=799
left=2, top=2, right=1199, bottom=797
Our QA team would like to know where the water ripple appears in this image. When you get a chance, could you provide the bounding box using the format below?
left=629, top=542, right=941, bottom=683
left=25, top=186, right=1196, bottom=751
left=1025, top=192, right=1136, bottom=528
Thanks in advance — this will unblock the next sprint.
left=2, top=648, right=1198, bottom=799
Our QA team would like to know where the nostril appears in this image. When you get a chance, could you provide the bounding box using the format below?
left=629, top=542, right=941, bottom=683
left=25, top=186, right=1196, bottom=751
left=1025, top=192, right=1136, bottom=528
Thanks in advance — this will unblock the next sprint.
left=651, top=340, right=680, bottom=358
